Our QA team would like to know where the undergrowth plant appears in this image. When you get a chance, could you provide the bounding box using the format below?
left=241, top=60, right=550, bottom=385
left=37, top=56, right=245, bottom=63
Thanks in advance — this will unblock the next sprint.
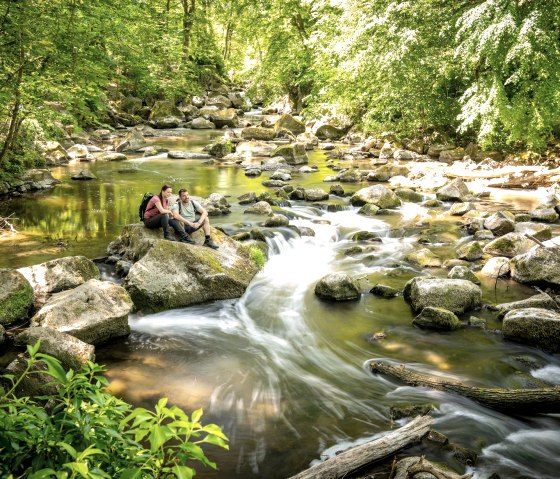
left=0, top=341, right=228, bottom=479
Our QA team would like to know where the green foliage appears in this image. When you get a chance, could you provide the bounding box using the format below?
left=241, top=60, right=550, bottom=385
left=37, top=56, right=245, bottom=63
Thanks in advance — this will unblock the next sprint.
left=0, top=342, right=228, bottom=479
left=247, top=244, right=266, bottom=268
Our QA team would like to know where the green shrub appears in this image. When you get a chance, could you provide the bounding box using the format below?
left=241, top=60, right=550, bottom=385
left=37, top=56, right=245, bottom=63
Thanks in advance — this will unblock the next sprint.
left=0, top=341, right=228, bottom=478
left=247, top=244, right=266, bottom=268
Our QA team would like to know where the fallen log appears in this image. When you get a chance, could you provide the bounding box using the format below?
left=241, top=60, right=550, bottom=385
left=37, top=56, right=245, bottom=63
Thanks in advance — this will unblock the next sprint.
left=395, top=456, right=472, bottom=479
left=370, top=360, right=560, bottom=414
left=287, top=415, right=433, bottom=479
left=444, top=165, right=544, bottom=180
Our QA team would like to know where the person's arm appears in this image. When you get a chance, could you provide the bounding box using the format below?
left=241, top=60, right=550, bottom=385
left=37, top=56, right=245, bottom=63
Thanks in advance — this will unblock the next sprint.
left=155, top=198, right=172, bottom=215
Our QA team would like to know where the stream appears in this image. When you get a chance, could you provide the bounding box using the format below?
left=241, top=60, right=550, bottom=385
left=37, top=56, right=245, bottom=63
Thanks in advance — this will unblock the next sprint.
left=1, top=119, right=560, bottom=478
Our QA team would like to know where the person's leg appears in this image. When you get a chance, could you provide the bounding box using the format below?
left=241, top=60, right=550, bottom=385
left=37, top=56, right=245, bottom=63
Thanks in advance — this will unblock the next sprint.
left=201, top=217, right=218, bottom=249
left=160, top=214, right=175, bottom=240
left=143, top=215, right=162, bottom=229
left=169, top=218, right=195, bottom=243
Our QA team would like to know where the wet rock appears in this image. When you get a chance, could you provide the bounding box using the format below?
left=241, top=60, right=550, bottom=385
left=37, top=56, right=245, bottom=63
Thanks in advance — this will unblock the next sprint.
left=370, top=284, right=399, bottom=298
left=436, top=178, right=471, bottom=202
left=449, top=202, right=475, bottom=216
left=314, top=273, right=360, bottom=301
left=71, top=169, right=96, bottom=180
left=20, top=169, right=61, bottom=191
left=503, top=308, right=560, bottom=353
left=331, top=169, right=363, bottom=182
left=98, top=152, right=128, bottom=161
left=168, top=151, right=212, bottom=160
left=15, top=327, right=95, bottom=371
left=405, top=248, right=442, bottom=268
left=264, top=214, right=290, bottom=227
left=480, top=257, right=511, bottom=278
left=390, top=404, right=433, bottom=421
left=395, top=188, right=423, bottom=203
left=0, top=269, right=33, bottom=325
left=18, top=256, right=100, bottom=308
left=482, top=232, right=535, bottom=258
left=393, top=149, right=414, bottom=160
left=494, top=293, right=559, bottom=318
left=191, top=117, right=215, bottom=129
left=67, top=144, right=89, bottom=159
left=315, top=124, right=347, bottom=140
left=274, top=114, right=305, bottom=135
left=422, top=199, right=443, bottom=208
left=404, top=277, right=482, bottom=314
left=115, top=260, right=132, bottom=277
left=447, top=443, right=477, bottom=466
left=329, top=184, right=345, bottom=196
left=443, top=259, right=470, bottom=268
left=510, top=244, right=560, bottom=286
left=358, top=204, right=380, bottom=216
left=209, top=108, right=239, bottom=128
left=473, top=230, right=495, bottom=241
left=468, top=316, right=486, bottom=328
left=238, top=192, right=257, bottom=204
left=271, top=143, right=308, bottom=165
left=115, top=128, right=147, bottom=152
left=244, top=201, right=273, bottom=215
left=245, top=168, right=262, bottom=177
left=514, top=222, right=552, bottom=241
left=439, top=147, right=465, bottom=163
left=31, top=279, right=132, bottom=345
left=379, top=142, right=394, bottom=159
left=367, top=164, right=409, bottom=182
left=427, top=143, right=455, bottom=157
left=305, top=188, right=329, bottom=201
left=270, top=171, right=292, bottom=181
left=351, top=185, right=401, bottom=208
left=413, top=306, right=462, bottom=331
left=484, top=211, right=515, bottom=236
left=529, top=208, right=559, bottom=223
left=448, top=265, right=480, bottom=284
left=352, top=231, right=382, bottom=242
left=262, top=179, right=287, bottom=188
left=465, top=217, right=486, bottom=235
left=456, top=241, right=483, bottom=261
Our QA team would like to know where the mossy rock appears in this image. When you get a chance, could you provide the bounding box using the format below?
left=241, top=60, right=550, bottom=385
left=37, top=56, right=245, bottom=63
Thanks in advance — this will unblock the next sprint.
left=412, top=306, right=462, bottom=331
left=0, top=269, right=33, bottom=325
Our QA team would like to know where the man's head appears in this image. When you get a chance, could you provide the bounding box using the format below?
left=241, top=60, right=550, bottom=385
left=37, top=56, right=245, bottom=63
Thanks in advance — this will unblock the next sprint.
left=179, top=189, right=190, bottom=202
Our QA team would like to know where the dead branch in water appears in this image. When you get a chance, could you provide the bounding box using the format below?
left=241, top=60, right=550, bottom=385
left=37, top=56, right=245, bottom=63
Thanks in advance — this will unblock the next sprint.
left=287, top=415, right=433, bottom=479
left=370, top=360, right=560, bottom=414
left=0, top=213, right=17, bottom=233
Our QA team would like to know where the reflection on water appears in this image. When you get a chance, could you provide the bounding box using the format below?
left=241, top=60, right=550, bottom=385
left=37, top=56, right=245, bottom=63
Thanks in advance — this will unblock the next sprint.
left=3, top=126, right=560, bottom=478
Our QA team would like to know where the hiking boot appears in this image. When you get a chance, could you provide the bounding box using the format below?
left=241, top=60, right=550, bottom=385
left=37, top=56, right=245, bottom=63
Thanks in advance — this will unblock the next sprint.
left=181, top=235, right=195, bottom=244
left=203, top=238, right=219, bottom=249
left=163, top=231, right=176, bottom=241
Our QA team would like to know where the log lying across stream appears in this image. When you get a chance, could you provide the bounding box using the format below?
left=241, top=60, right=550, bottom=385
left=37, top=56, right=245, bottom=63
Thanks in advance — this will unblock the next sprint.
left=370, top=360, right=560, bottom=414
left=287, top=415, right=432, bottom=479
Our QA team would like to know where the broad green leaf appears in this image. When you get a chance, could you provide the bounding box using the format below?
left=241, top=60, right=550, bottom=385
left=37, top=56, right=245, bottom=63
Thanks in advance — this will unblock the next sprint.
left=170, top=465, right=195, bottom=479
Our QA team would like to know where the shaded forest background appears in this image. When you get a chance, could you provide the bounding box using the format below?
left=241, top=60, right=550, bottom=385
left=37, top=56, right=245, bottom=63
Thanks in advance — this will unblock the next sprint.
left=1, top=0, right=559, bottom=175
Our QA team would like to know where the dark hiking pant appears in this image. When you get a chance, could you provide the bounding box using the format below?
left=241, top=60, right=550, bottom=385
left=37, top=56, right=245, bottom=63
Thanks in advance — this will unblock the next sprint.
left=143, top=213, right=170, bottom=235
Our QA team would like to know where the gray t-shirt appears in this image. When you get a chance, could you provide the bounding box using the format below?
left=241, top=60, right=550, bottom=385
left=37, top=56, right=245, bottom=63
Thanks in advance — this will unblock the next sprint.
left=171, top=199, right=203, bottom=222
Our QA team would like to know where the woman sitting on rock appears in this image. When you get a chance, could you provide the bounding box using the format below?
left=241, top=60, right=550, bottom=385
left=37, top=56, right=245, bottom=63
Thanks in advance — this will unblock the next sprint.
left=142, top=185, right=176, bottom=241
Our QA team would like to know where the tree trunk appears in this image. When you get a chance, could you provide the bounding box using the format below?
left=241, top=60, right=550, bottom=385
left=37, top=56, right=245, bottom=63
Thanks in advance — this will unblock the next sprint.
left=181, top=0, right=195, bottom=62
left=287, top=415, right=433, bottom=479
left=370, top=360, right=560, bottom=414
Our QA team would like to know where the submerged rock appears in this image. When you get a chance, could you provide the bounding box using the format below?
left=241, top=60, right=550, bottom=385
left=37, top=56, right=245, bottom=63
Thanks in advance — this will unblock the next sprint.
left=315, top=273, right=360, bottom=301
left=412, top=306, right=462, bottom=331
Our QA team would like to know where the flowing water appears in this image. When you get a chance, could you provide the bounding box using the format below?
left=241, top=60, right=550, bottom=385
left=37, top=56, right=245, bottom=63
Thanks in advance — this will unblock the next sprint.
left=1, top=121, right=560, bottom=478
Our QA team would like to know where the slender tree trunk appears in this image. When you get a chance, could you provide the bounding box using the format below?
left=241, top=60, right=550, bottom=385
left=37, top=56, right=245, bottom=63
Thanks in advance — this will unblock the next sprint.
left=223, top=20, right=234, bottom=63
left=181, top=0, right=195, bottom=63
left=0, top=46, right=25, bottom=165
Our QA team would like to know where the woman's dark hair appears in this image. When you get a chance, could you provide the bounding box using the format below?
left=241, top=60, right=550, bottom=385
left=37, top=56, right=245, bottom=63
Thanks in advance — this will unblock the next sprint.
left=159, top=184, right=172, bottom=203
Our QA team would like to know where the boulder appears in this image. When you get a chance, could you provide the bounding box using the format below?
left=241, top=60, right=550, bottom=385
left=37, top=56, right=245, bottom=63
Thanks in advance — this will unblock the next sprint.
left=393, top=149, right=414, bottom=160
left=191, top=117, right=215, bottom=129
left=482, top=232, right=535, bottom=258
left=529, top=208, right=559, bottom=223
left=370, top=284, right=399, bottom=298
left=0, top=269, right=33, bottom=325
left=241, top=127, right=277, bottom=141
left=514, top=222, right=552, bottom=241
left=484, top=211, right=515, bottom=236
left=405, top=248, right=442, bottom=268
left=510, top=244, right=560, bottom=286
left=296, top=132, right=319, bottom=149
left=237, top=141, right=278, bottom=158
left=167, top=151, right=211, bottom=160
left=334, top=169, right=363, bottom=183
left=149, top=100, right=183, bottom=122
left=358, top=204, right=380, bottom=216
left=351, top=185, right=401, bottom=208
left=274, top=114, right=306, bottom=135
left=15, top=327, right=95, bottom=371
left=115, top=129, right=147, bottom=152
left=97, top=152, right=127, bottom=161
left=208, top=139, right=234, bottom=158
left=502, top=308, right=560, bottom=353
left=314, top=273, right=360, bottom=301
left=18, top=256, right=100, bottom=308
left=395, top=188, right=423, bottom=203
left=228, top=92, right=252, bottom=111
left=271, top=143, right=308, bottom=165
left=206, top=95, right=232, bottom=108
left=456, top=241, right=483, bottom=261
left=427, top=143, right=455, bottom=157
left=367, top=165, right=409, bottom=182
left=209, top=108, right=239, bottom=128
left=30, top=279, right=132, bottom=345
left=201, top=193, right=231, bottom=216
left=71, top=170, right=96, bottom=181
left=448, top=265, right=480, bottom=284
left=152, top=116, right=182, bottom=129
left=315, top=124, right=347, bottom=140
left=412, top=306, right=462, bottom=331
left=120, top=96, right=143, bottom=114
left=494, top=293, right=559, bottom=318
left=305, top=188, right=329, bottom=202
left=264, top=214, right=290, bottom=227
left=244, top=201, right=273, bottom=215
left=123, top=230, right=260, bottom=313
left=270, top=171, right=292, bottom=181
left=404, top=277, right=482, bottom=314
left=480, top=257, right=510, bottom=278
left=439, top=148, right=465, bottom=163
left=67, top=144, right=89, bottom=159
left=238, top=192, right=257, bottom=204
left=436, top=179, right=471, bottom=202
left=449, top=202, right=475, bottom=216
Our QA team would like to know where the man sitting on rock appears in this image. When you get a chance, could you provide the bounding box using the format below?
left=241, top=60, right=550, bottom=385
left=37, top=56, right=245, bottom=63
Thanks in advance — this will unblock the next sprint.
left=169, top=189, right=219, bottom=249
